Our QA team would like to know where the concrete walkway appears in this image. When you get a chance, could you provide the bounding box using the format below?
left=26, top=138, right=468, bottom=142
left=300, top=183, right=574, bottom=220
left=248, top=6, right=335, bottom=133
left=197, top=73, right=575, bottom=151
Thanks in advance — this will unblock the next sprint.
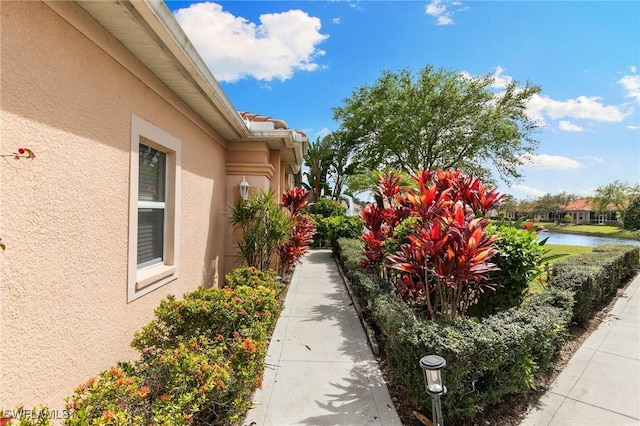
left=244, top=250, right=400, bottom=426
left=521, top=272, right=640, bottom=425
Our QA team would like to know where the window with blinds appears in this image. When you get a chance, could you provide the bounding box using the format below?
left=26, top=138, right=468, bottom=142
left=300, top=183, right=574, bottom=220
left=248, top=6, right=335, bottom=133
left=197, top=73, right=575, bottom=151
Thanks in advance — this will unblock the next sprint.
left=137, top=143, right=166, bottom=269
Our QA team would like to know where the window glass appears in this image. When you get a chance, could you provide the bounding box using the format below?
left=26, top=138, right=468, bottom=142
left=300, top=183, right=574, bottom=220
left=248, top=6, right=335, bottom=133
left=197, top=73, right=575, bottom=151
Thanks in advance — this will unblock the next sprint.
left=139, top=143, right=166, bottom=202
left=137, top=208, right=164, bottom=268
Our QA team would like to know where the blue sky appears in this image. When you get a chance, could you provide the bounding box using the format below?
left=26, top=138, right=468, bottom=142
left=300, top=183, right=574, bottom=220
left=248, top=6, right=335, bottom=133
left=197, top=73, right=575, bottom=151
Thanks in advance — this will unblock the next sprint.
left=165, top=0, right=640, bottom=200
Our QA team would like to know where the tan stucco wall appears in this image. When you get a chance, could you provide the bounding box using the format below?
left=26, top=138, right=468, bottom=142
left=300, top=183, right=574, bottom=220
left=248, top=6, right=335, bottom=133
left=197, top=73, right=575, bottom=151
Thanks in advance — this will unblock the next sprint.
left=0, top=1, right=227, bottom=410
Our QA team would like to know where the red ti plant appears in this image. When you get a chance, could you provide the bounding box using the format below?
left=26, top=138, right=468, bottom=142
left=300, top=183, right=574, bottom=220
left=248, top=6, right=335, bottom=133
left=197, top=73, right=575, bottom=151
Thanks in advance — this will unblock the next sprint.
left=360, top=171, right=410, bottom=270
left=365, top=169, right=502, bottom=318
left=278, top=188, right=316, bottom=272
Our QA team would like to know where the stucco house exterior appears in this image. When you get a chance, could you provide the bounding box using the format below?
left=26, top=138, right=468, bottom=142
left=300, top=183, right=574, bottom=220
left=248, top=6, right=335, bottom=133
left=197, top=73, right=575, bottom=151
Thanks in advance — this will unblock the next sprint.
left=565, top=198, right=618, bottom=225
left=0, top=0, right=306, bottom=411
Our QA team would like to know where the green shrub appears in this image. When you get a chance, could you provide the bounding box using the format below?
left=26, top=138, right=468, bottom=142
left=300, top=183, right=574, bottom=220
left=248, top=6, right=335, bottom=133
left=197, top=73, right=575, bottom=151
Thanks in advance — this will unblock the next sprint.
left=623, top=196, right=640, bottom=230
left=224, top=266, right=282, bottom=291
left=306, top=197, right=346, bottom=247
left=320, top=215, right=363, bottom=252
left=63, top=268, right=284, bottom=425
left=2, top=407, right=53, bottom=426
left=470, top=224, right=546, bottom=316
left=551, top=245, right=639, bottom=323
left=335, top=238, right=638, bottom=423
left=335, top=237, right=364, bottom=277
left=306, top=197, right=344, bottom=217
left=368, top=288, right=570, bottom=422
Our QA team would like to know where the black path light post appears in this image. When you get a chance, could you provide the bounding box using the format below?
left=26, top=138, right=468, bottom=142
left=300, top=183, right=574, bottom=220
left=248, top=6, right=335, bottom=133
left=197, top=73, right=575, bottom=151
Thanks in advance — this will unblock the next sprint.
left=420, top=354, right=447, bottom=426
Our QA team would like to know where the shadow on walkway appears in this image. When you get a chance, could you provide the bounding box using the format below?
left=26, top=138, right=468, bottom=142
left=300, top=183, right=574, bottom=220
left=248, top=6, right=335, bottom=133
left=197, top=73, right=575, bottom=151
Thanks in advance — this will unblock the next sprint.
left=244, top=250, right=400, bottom=425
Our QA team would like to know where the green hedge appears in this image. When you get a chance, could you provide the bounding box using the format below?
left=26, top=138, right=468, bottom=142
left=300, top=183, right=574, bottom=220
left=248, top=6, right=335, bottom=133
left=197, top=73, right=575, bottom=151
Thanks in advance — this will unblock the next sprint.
left=335, top=238, right=638, bottom=423
left=550, top=245, right=639, bottom=324
left=8, top=267, right=285, bottom=426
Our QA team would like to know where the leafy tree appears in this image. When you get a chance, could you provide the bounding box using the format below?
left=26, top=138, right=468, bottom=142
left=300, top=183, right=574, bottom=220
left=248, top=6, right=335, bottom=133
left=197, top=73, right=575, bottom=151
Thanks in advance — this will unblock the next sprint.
left=326, top=131, right=360, bottom=200
left=332, top=65, right=541, bottom=183
left=532, top=192, right=577, bottom=222
left=496, top=194, right=518, bottom=219
left=589, top=180, right=639, bottom=222
left=623, top=196, right=640, bottom=230
left=303, top=136, right=333, bottom=201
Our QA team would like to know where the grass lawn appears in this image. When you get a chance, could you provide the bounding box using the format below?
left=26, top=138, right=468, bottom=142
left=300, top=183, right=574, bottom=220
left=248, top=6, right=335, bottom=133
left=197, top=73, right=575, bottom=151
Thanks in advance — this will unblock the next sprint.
left=528, top=243, right=593, bottom=294
left=536, top=222, right=639, bottom=240
left=544, top=243, right=593, bottom=260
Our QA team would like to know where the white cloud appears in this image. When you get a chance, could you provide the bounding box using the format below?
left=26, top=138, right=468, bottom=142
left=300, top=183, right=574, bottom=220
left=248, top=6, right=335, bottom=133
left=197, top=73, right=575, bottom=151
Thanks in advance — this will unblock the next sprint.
left=527, top=94, right=627, bottom=125
left=512, top=184, right=547, bottom=197
left=619, top=74, right=640, bottom=103
left=174, top=2, right=328, bottom=82
left=558, top=120, right=583, bottom=132
left=491, top=66, right=513, bottom=89
left=332, top=17, right=342, bottom=24
left=425, top=0, right=455, bottom=25
left=520, top=154, right=584, bottom=170
left=627, top=124, right=640, bottom=130
left=316, top=127, right=332, bottom=138
left=630, top=65, right=637, bottom=73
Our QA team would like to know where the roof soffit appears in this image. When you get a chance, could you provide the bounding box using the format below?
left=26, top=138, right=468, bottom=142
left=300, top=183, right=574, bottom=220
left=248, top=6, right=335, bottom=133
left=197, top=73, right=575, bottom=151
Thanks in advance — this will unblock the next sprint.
left=74, top=1, right=306, bottom=168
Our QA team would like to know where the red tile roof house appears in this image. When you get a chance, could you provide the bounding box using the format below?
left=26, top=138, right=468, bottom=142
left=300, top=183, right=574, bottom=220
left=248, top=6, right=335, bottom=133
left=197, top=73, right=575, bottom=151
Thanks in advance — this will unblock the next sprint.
left=532, top=198, right=619, bottom=225
left=0, top=0, right=307, bottom=410
left=565, top=198, right=618, bottom=225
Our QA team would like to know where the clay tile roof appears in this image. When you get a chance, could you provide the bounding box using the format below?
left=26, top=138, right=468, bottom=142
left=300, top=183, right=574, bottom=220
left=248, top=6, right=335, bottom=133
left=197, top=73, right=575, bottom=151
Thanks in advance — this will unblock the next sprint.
left=239, top=111, right=288, bottom=130
left=566, top=198, right=591, bottom=211
left=566, top=198, right=617, bottom=211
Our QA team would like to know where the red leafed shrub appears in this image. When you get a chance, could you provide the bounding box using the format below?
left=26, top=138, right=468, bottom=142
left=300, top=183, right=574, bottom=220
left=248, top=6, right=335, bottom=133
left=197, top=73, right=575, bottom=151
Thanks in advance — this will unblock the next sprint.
left=361, top=169, right=504, bottom=318
left=278, top=188, right=316, bottom=272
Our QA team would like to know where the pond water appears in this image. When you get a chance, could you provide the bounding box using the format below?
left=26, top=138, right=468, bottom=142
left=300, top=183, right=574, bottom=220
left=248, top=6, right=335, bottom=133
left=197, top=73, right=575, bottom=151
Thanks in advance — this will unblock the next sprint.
left=538, top=230, right=640, bottom=247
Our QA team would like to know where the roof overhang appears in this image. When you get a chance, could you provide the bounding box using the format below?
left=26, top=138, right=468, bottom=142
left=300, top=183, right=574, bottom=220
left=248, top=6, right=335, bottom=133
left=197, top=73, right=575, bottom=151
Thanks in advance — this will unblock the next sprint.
left=72, top=0, right=305, bottom=171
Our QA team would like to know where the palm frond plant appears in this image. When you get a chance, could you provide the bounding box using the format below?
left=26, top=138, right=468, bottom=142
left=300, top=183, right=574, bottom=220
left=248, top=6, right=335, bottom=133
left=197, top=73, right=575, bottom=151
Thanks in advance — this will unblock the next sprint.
left=229, top=191, right=294, bottom=271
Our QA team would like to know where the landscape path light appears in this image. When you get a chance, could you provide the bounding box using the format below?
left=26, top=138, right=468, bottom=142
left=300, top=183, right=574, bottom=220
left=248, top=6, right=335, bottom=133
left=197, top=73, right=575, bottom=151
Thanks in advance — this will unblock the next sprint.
left=420, top=354, right=447, bottom=426
left=239, top=176, right=250, bottom=201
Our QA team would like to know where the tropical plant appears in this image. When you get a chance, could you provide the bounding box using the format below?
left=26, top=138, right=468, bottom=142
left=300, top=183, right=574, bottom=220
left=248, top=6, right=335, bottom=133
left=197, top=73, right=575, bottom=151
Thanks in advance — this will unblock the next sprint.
left=361, top=169, right=504, bottom=318
left=229, top=191, right=294, bottom=271
left=278, top=187, right=316, bottom=272
left=302, top=136, right=333, bottom=201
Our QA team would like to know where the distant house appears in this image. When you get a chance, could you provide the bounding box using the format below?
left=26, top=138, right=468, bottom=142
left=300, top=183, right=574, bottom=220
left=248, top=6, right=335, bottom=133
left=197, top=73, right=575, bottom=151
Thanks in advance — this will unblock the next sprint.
left=1, top=0, right=306, bottom=410
left=530, top=198, right=618, bottom=224
left=565, top=198, right=617, bottom=225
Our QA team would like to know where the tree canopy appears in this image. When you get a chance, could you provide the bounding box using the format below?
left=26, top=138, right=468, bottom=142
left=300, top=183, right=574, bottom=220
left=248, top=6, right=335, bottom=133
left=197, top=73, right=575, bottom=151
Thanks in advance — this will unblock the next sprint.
left=589, top=180, right=640, bottom=218
left=332, top=65, right=541, bottom=184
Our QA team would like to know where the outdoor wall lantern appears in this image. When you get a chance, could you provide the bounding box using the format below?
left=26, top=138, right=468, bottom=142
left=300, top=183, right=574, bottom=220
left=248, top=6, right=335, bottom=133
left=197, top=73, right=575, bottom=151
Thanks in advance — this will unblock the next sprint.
left=420, top=354, right=447, bottom=426
left=239, top=176, right=251, bottom=201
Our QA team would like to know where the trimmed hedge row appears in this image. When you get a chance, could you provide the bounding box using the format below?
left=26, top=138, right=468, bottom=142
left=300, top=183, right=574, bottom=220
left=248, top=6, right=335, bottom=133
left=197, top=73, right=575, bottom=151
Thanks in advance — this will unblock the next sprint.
left=335, top=238, right=639, bottom=423
left=550, top=244, right=640, bottom=324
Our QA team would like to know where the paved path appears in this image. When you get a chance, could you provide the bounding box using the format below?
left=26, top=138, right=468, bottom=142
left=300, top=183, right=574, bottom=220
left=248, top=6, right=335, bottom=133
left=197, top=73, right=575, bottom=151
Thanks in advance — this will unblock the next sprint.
left=521, top=272, right=640, bottom=425
left=245, top=250, right=401, bottom=426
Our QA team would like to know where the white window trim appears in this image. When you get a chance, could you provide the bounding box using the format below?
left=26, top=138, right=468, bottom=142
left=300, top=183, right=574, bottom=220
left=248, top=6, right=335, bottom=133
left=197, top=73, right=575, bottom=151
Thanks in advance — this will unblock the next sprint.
left=128, top=114, right=181, bottom=302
